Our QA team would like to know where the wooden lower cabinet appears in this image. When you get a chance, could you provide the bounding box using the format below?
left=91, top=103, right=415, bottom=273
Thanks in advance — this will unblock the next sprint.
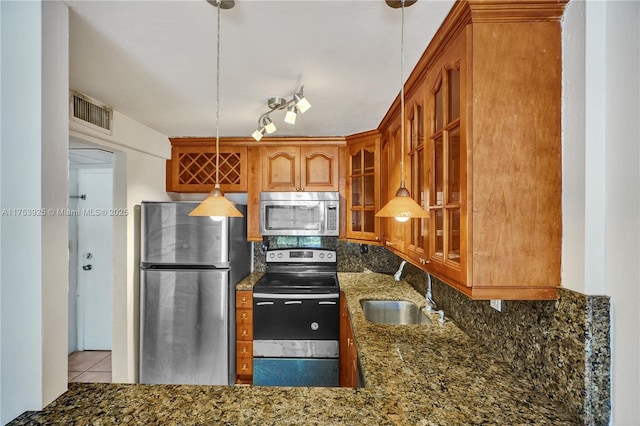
left=236, top=291, right=253, bottom=384
left=339, top=292, right=358, bottom=388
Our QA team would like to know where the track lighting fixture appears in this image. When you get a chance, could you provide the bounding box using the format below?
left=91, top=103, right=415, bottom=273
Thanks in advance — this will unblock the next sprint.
left=251, top=85, right=311, bottom=140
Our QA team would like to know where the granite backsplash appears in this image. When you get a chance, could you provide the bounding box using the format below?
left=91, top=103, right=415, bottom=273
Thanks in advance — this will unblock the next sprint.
left=252, top=240, right=611, bottom=425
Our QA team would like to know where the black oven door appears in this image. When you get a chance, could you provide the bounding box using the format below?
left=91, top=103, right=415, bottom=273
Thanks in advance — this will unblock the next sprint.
left=252, top=293, right=339, bottom=341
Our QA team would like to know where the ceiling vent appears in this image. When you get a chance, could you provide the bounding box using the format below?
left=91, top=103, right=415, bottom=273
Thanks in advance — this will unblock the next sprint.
left=70, top=91, right=113, bottom=135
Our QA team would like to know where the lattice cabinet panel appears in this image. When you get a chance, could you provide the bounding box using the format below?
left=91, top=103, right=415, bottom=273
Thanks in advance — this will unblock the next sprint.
left=167, top=139, right=247, bottom=193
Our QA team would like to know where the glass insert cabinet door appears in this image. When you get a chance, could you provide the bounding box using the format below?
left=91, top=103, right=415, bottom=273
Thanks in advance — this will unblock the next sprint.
left=348, top=141, right=378, bottom=239
left=429, top=66, right=461, bottom=264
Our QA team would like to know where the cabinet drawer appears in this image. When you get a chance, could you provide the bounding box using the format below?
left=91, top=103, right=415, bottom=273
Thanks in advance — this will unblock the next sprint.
left=236, top=357, right=253, bottom=375
left=237, top=308, right=252, bottom=324
left=237, top=323, right=253, bottom=341
left=237, top=340, right=253, bottom=358
left=236, top=291, right=253, bottom=309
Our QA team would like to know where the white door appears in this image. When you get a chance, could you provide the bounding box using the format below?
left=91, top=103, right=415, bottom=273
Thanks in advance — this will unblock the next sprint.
left=77, top=168, right=113, bottom=350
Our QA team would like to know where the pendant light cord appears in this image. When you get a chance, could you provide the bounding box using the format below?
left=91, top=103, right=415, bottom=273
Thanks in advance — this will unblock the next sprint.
left=400, top=0, right=406, bottom=188
left=215, top=0, right=221, bottom=188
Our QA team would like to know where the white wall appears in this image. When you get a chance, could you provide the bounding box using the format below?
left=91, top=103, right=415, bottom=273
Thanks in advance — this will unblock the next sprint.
left=0, top=1, right=69, bottom=423
left=41, top=0, right=70, bottom=407
left=562, top=1, right=640, bottom=424
left=1, top=1, right=167, bottom=421
left=70, top=110, right=170, bottom=384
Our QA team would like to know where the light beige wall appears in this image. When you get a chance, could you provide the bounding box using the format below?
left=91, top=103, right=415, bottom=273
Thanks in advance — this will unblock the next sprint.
left=1, top=0, right=70, bottom=422
left=42, top=0, right=70, bottom=407
left=561, top=1, right=640, bottom=424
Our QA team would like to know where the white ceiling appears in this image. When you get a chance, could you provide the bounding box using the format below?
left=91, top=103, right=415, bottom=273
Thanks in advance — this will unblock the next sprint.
left=67, top=0, right=455, bottom=139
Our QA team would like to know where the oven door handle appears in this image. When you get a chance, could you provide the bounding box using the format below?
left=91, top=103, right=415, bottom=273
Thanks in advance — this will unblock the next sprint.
left=253, top=293, right=339, bottom=300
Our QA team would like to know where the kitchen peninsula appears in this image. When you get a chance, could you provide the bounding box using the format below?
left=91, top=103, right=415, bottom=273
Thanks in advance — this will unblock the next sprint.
left=10, top=272, right=578, bottom=425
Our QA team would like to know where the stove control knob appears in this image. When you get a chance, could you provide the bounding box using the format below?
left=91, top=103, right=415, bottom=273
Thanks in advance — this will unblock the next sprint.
left=319, top=253, right=325, bottom=259
left=268, top=252, right=275, bottom=259
left=277, top=252, right=283, bottom=259
left=310, top=322, right=319, bottom=331
left=327, top=253, right=333, bottom=259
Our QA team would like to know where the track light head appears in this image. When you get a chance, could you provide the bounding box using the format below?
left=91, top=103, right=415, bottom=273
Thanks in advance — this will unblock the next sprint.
left=293, top=90, right=311, bottom=114
left=284, top=104, right=298, bottom=124
left=262, top=116, right=276, bottom=134
left=252, top=127, right=265, bottom=141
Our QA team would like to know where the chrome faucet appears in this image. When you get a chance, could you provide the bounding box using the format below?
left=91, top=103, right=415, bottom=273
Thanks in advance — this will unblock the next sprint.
left=393, top=260, right=407, bottom=281
left=426, top=273, right=445, bottom=323
left=425, top=273, right=438, bottom=311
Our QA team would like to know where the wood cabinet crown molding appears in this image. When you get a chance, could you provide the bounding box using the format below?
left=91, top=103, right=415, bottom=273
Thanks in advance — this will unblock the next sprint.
left=169, top=136, right=346, bottom=147
left=467, top=0, right=569, bottom=22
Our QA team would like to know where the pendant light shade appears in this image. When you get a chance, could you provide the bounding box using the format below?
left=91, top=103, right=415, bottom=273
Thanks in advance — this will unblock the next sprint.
left=189, top=185, right=244, bottom=219
left=376, top=0, right=427, bottom=223
left=376, top=183, right=428, bottom=222
left=190, top=0, right=243, bottom=219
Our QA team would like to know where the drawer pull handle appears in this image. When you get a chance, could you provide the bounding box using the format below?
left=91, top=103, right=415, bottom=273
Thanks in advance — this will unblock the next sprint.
left=256, top=301, right=274, bottom=306
left=318, top=301, right=337, bottom=305
left=284, top=301, right=302, bottom=305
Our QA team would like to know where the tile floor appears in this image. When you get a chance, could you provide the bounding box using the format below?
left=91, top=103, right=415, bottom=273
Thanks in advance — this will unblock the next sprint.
left=68, top=350, right=112, bottom=383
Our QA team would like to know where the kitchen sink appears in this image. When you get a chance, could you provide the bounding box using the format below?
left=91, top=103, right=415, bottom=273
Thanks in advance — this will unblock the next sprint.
left=360, top=300, right=431, bottom=325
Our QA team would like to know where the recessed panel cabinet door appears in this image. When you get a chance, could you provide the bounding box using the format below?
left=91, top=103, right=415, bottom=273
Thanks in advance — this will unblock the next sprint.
left=300, top=146, right=339, bottom=191
left=262, top=145, right=340, bottom=192
left=262, top=146, right=300, bottom=191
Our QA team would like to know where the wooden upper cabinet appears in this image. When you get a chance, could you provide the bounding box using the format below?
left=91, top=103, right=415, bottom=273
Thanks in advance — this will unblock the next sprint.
left=166, top=138, right=248, bottom=193
left=301, top=146, right=340, bottom=191
left=262, top=146, right=300, bottom=191
left=345, top=130, right=380, bottom=243
left=262, top=145, right=339, bottom=192
left=377, top=0, right=566, bottom=300
left=406, top=85, right=429, bottom=266
left=424, top=29, right=467, bottom=289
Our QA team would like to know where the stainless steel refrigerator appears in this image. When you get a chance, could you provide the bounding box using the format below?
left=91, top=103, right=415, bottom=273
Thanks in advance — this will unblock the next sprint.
left=139, top=201, right=251, bottom=385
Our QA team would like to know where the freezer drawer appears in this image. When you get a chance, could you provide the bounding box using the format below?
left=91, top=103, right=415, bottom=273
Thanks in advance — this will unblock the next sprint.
left=139, top=269, right=232, bottom=385
left=140, top=201, right=230, bottom=267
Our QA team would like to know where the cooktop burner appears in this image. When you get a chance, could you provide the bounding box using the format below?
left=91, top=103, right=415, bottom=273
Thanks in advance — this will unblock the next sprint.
left=255, top=248, right=339, bottom=294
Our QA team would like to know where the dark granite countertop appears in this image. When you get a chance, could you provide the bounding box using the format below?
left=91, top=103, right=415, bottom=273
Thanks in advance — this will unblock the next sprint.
left=10, top=272, right=579, bottom=425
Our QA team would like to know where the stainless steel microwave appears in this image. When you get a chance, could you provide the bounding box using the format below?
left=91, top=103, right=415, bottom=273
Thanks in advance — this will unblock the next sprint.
left=260, top=192, right=339, bottom=236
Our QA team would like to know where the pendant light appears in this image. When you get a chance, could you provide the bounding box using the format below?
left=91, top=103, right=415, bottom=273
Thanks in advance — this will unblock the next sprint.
left=190, top=0, right=243, bottom=221
left=376, top=0, right=428, bottom=223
